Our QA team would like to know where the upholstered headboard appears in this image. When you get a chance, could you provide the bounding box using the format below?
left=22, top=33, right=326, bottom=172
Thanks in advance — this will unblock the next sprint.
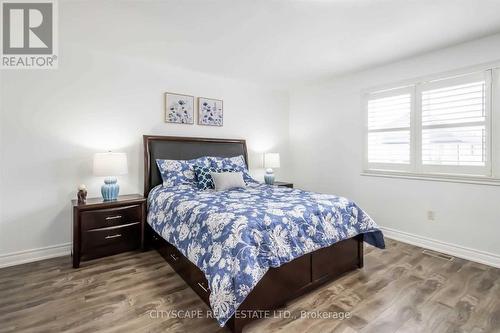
left=143, top=135, right=248, bottom=197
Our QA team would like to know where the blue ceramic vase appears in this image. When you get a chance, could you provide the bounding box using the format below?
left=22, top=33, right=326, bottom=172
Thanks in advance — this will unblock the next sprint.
left=101, top=176, right=119, bottom=201
left=264, top=169, right=275, bottom=185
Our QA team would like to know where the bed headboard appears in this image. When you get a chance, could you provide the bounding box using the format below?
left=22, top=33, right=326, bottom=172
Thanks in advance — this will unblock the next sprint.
left=143, top=135, right=248, bottom=197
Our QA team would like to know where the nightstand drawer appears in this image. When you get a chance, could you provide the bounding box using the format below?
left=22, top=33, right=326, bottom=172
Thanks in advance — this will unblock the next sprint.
left=82, top=222, right=141, bottom=252
left=81, top=205, right=141, bottom=231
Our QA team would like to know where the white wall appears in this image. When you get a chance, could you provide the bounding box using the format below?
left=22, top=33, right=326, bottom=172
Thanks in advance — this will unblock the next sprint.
left=289, top=34, right=500, bottom=262
left=0, top=6, right=290, bottom=262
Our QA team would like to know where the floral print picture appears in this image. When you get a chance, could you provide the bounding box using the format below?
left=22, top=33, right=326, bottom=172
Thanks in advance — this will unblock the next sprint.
left=198, top=97, right=223, bottom=126
left=165, top=92, right=194, bottom=124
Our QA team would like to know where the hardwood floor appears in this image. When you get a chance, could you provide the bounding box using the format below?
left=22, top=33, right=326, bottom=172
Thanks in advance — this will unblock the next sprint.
left=0, top=239, right=499, bottom=333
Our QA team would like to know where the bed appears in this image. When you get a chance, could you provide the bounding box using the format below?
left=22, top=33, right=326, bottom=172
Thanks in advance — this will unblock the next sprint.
left=143, top=135, right=385, bottom=333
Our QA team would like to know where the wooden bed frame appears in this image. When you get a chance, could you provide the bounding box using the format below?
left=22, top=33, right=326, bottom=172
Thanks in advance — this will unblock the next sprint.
left=143, top=135, right=363, bottom=333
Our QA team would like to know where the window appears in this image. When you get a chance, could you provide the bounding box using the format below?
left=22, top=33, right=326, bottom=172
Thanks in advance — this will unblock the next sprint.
left=364, top=70, right=495, bottom=181
left=420, top=73, right=490, bottom=175
left=366, top=87, right=413, bottom=171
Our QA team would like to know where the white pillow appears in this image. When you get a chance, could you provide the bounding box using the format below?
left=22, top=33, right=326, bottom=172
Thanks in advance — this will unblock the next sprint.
left=210, top=171, right=246, bottom=191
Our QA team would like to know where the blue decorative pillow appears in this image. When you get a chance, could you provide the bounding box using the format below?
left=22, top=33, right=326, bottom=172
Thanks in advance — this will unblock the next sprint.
left=156, top=156, right=212, bottom=187
left=193, top=166, right=222, bottom=190
left=209, top=155, right=255, bottom=182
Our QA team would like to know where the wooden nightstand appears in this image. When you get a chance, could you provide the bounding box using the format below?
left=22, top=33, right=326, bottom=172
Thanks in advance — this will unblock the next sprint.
left=72, top=194, right=146, bottom=268
left=274, top=181, right=293, bottom=188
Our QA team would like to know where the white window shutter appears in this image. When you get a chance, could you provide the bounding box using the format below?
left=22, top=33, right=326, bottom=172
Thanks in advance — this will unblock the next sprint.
left=366, top=87, right=413, bottom=170
left=419, top=72, right=491, bottom=175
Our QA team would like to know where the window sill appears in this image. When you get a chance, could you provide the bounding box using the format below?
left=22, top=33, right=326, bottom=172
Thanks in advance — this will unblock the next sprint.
left=361, top=170, right=500, bottom=186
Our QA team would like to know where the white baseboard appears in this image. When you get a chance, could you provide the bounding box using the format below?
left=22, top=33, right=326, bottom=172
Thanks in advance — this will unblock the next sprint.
left=380, top=226, right=500, bottom=268
left=0, top=243, right=71, bottom=269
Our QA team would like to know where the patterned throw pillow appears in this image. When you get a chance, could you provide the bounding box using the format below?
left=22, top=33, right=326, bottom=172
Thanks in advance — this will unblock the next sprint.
left=209, top=155, right=255, bottom=182
left=193, top=166, right=223, bottom=190
left=210, top=155, right=247, bottom=169
left=156, top=156, right=212, bottom=187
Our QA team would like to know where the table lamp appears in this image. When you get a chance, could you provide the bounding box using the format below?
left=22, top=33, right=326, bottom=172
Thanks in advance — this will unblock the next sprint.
left=93, top=152, right=128, bottom=201
left=264, top=152, right=280, bottom=185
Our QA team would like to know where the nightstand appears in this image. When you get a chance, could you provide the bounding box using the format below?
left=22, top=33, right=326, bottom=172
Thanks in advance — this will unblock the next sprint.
left=72, top=194, right=146, bottom=268
left=274, top=181, right=293, bottom=188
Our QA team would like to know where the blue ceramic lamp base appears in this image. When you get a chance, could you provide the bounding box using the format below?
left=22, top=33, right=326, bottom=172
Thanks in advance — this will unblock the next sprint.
left=101, top=176, right=120, bottom=201
left=264, top=169, right=275, bottom=185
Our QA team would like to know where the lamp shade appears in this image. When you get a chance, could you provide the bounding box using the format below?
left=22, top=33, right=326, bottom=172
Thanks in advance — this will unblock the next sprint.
left=93, top=152, right=128, bottom=177
left=264, top=153, right=280, bottom=168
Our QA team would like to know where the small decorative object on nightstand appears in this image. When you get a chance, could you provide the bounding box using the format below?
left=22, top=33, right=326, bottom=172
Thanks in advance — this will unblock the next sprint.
left=264, top=152, right=280, bottom=185
left=72, top=194, right=146, bottom=268
left=274, top=181, right=293, bottom=188
left=77, top=184, right=88, bottom=204
left=93, top=152, right=128, bottom=201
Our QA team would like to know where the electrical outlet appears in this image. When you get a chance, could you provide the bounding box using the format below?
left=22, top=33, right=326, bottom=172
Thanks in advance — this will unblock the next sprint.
left=427, top=210, right=435, bottom=221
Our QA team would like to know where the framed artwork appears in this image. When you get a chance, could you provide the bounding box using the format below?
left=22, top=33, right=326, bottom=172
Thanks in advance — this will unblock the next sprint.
left=165, top=92, right=194, bottom=124
left=198, top=97, right=223, bottom=126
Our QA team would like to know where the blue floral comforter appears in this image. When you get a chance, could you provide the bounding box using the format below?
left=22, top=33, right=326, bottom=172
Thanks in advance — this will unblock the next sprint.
left=147, top=182, right=385, bottom=326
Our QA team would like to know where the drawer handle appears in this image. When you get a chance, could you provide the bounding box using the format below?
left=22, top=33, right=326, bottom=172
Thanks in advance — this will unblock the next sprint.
left=105, top=215, right=122, bottom=220
left=105, top=234, right=122, bottom=239
left=169, top=254, right=179, bottom=262
left=197, top=282, right=209, bottom=293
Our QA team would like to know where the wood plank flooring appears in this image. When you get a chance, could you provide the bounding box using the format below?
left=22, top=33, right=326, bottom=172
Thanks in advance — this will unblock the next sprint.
left=0, top=239, right=499, bottom=333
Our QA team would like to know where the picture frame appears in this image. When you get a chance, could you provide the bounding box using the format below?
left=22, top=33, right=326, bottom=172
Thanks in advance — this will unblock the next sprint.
left=164, top=92, right=195, bottom=124
left=198, top=97, right=223, bottom=126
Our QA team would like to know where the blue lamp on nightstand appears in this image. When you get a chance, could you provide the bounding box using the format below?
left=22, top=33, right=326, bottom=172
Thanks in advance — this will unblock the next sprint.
left=93, top=152, right=128, bottom=201
left=264, top=152, right=280, bottom=185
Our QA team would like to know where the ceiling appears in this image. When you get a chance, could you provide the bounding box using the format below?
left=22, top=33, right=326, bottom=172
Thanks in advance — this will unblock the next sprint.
left=66, top=0, right=500, bottom=86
